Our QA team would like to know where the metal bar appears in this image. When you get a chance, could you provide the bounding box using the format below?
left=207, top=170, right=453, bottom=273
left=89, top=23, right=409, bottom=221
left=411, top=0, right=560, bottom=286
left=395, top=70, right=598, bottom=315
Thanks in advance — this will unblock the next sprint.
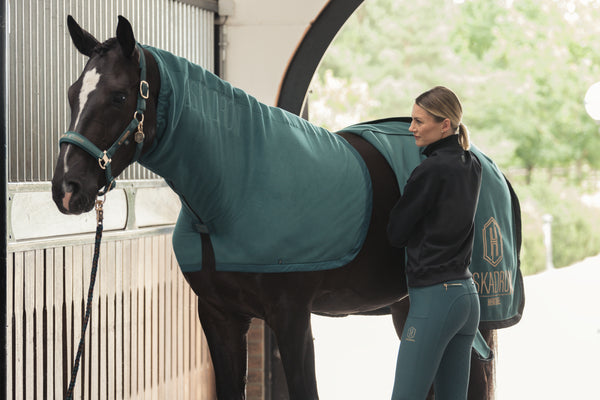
left=121, top=239, right=131, bottom=400
left=5, top=253, right=12, bottom=400
left=72, top=244, right=84, bottom=398
left=14, top=252, right=24, bottom=400
left=7, top=225, right=175, bottom=253
left=0, top=0, right=8, bottom=394
left=34, top=250, right=44, bottom=398
left=24, top=251, right=35, bottom=398
left=53, top=247, right=65, bottom=400
left=8, top=179, right=169, bottom=193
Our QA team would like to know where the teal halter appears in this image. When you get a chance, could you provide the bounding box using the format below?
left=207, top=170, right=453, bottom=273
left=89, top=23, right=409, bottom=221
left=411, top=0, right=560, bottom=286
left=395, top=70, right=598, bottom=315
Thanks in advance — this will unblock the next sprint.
left=60, top=43, right=149, bottom=196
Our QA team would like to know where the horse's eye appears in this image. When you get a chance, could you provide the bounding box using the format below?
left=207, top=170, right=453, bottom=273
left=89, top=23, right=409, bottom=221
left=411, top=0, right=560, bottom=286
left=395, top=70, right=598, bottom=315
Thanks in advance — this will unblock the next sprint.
left=112, top=92, right=127, bottom=105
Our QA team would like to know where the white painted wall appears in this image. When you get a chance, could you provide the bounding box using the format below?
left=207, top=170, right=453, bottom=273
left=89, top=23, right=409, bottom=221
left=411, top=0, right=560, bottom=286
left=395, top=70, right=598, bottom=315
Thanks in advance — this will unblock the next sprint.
left=220, top=0, right=330, bottom=106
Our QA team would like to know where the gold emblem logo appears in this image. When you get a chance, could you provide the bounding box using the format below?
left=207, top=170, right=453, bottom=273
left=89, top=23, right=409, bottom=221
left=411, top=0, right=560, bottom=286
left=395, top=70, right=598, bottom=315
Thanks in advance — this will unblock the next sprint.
left=483, top=217, right=503, bottom=267
left=405, top=326, right=417, bottom=342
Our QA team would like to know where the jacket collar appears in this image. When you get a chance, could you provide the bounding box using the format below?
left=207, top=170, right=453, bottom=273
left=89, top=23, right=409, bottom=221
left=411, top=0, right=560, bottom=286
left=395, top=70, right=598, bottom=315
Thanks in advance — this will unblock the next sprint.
left=423, top=134, right=461, bottom=157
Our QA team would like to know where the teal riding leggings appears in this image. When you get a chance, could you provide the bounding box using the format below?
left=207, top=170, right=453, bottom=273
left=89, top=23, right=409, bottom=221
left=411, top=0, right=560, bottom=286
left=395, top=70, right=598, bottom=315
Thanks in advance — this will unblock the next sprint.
left=391, top=278, right=480, bottom=400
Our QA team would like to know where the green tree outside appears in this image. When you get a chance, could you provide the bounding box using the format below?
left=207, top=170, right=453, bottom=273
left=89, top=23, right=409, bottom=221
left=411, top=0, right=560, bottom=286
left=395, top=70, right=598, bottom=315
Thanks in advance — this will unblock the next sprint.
left=309, top=0, right=600, bottom=273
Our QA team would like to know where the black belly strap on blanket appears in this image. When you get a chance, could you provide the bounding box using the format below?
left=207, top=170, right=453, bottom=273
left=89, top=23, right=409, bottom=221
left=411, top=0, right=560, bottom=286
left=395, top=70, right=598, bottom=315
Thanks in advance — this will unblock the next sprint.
left=200, top=229, right=216, bottom=271
left=188, top=213, right=216, bottom=271
left=168, top=177, right=217, bottom=271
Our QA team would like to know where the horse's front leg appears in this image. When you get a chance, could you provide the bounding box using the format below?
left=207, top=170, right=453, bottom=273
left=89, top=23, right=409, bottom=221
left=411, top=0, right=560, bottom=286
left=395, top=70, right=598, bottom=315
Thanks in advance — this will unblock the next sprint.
left=196, top=296, right=252, bottom=400
left=268, top=306, right=319, bottom=400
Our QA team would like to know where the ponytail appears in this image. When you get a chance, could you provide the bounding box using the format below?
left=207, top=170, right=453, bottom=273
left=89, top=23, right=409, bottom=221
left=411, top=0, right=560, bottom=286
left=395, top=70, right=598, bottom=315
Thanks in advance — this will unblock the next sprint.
left=457, top=123, right=470, bottom=151
left=416, top=86, right=470, bottom=149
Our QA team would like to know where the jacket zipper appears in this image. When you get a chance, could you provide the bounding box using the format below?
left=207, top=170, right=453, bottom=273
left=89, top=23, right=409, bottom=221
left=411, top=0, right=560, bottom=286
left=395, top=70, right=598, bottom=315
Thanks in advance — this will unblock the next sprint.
left=443, top=283, right=463, bottom=290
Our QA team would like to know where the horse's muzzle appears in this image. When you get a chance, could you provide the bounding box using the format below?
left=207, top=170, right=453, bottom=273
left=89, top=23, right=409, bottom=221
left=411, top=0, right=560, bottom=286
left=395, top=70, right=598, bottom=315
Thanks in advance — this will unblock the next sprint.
left=51, top=178, right=95, bottom=215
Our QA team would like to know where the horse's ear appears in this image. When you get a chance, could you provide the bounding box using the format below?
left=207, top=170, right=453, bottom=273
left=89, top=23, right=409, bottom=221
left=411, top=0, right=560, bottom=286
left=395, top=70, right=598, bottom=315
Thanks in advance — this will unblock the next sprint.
left=116, top=16, right=136, bottom=58
left=67, top=15, right=99, bottom=57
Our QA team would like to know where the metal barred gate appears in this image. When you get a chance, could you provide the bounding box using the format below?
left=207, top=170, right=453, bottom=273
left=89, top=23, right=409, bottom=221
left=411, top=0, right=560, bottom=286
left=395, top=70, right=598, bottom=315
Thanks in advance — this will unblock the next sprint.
left=4, top=1, right=221, bottom=398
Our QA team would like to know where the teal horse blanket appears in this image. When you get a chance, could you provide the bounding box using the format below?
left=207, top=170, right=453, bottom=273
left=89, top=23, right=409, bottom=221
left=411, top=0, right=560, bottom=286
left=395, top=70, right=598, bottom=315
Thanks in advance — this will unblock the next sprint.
left=138, top=46, right=523, bottom=327
left=340, top=119, right=524, bottom=329
left=138, top=45, right=372, bottom=273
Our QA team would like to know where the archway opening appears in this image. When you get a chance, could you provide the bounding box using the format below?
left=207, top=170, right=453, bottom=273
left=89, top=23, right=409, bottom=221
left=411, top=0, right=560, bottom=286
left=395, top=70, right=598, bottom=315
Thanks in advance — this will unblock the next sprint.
left=294, top=1, right=600, bottom=398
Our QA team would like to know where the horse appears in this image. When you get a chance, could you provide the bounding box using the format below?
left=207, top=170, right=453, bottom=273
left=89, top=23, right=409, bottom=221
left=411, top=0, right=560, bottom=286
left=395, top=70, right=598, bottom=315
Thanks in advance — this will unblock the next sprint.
left=51, top=16, right=502, bottom=399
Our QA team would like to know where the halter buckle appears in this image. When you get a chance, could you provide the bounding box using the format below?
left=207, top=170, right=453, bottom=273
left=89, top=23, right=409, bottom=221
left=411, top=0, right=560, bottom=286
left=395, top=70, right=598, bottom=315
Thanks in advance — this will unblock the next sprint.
left=98, top=151, right=111, bottom=170
left=140, top=80, right=149, bottom=99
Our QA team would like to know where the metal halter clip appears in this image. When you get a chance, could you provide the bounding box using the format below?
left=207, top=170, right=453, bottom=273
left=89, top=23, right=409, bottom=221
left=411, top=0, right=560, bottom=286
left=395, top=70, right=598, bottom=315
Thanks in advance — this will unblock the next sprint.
left=134, top=111, right=144, bottom=123
left=98, top=151, right=111, bottom=170
left=95, top=196, right=105, bottom=226
left=134, top=111, right=145, bottom=143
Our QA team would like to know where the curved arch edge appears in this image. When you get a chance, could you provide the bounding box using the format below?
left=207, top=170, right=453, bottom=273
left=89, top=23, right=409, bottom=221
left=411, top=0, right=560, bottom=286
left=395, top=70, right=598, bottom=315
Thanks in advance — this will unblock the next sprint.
left=276, top=0, right=364, bottom=116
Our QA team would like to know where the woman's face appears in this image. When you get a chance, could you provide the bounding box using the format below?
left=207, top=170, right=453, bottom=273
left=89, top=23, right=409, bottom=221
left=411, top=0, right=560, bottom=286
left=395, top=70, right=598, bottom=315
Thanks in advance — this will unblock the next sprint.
left=409, top=104, right=449, bottom=147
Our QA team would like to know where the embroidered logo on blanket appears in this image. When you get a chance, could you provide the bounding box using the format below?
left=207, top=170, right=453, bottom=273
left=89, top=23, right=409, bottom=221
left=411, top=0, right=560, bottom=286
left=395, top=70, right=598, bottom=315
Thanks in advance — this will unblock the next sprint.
left=478, top=217, right=511, bottom=307
left=482, top=216, right=503, bottom=267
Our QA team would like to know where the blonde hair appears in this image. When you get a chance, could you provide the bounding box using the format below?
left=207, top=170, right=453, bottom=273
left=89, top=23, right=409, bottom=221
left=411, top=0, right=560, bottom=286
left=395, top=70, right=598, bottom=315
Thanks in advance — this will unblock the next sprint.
left=415, top=86, right=471, bottom=150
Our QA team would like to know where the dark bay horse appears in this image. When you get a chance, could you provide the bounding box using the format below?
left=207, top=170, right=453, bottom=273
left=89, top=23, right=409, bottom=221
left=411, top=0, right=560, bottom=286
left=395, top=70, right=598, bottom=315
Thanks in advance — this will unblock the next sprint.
left=51, top=16, right=497, bottom=399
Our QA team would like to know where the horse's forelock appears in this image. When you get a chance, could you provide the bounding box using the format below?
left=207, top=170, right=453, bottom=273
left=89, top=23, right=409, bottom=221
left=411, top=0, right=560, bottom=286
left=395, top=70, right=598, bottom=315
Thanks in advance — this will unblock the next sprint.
left=91, top=38, right=119, bottom=57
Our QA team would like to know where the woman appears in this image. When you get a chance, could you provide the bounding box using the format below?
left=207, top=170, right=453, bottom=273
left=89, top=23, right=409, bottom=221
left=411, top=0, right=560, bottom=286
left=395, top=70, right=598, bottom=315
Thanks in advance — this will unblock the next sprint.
left=387, top=86, right=482, bottom=400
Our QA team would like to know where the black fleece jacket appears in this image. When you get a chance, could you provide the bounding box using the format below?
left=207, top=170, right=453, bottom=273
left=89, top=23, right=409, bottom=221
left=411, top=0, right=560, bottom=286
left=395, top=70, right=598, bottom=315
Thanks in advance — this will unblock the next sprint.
left=387, top=134, right=482, bottom=287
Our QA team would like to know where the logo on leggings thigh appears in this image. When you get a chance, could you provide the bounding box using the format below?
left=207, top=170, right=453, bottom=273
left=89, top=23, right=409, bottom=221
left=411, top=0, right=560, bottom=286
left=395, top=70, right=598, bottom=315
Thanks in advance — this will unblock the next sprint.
left=405, top=326, right=417, bottom=342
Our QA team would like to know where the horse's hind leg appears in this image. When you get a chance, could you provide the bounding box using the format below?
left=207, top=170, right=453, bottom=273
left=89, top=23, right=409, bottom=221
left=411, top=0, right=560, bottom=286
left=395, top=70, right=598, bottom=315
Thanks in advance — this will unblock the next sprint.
left=468, top=329, right=496, bottom=400
left=268, top=307, right=319, bottom=400
left=390, top=298, right=410, bottom=338
left=196, top=298, right=252, bottom=400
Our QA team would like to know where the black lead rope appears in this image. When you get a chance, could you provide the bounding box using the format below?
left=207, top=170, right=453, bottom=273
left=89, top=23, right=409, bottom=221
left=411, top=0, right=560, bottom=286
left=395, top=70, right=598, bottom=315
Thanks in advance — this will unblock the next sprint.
left=65, top=198, right=104, bottom=400
left=62, top=45, right=148, bottom=398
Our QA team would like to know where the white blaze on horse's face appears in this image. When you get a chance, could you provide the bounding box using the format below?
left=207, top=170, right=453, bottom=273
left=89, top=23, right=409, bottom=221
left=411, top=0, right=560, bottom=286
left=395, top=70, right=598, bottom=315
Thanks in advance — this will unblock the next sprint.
left=73, top=67, right=101, bottom=132
left=63, top=67, right=101, bottom=178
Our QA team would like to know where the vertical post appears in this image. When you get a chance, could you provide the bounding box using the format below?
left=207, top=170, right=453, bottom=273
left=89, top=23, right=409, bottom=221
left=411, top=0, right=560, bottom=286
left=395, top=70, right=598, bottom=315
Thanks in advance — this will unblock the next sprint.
left=542, top=214, right=554, bottom=270
left=1, top=0, right=8, bottom=396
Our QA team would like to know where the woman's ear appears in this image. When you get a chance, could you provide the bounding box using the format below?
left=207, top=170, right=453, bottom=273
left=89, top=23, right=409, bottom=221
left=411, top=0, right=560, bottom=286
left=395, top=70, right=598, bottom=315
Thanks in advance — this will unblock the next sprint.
left=442, top=118, right=452, bottom=133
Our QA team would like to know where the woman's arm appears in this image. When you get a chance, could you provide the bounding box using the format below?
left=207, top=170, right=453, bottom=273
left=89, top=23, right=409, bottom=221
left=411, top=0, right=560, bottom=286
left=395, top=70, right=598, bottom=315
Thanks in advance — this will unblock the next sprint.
left=387, top=163, right=440, bottom=247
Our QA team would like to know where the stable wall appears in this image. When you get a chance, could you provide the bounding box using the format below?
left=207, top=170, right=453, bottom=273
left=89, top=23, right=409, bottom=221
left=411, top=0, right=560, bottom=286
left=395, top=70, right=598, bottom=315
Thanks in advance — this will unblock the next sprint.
left=220, top=0, right=329, bottom=106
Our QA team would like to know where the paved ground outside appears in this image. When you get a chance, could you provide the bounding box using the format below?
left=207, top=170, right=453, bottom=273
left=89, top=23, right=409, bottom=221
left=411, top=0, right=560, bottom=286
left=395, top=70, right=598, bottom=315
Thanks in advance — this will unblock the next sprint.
left=312, top=254, right=600, bottom=399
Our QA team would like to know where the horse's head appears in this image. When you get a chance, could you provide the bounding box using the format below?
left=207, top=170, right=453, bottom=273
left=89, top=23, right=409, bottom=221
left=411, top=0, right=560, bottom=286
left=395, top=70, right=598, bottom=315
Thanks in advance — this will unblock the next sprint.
left=52, top=15, right=157, bottom=215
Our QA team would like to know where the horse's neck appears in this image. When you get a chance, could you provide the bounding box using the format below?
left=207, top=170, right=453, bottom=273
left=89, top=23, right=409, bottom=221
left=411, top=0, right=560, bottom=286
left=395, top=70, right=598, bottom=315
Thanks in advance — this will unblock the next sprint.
left=140, top=46, right=258, bottom=221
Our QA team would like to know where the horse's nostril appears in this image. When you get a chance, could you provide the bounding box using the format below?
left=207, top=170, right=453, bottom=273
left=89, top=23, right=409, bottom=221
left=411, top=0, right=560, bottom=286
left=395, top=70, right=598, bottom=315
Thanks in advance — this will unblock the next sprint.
left=64, top=181, right=78, bottom=194
left=61, top=181, right=80, bottom=212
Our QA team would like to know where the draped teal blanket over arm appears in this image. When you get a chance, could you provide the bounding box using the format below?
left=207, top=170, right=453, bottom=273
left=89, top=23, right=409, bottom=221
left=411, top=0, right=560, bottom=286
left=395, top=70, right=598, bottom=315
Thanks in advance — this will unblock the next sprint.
left=138, top=45, right=372, bottom=273
left=339, top=119, right=524, bottom=329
